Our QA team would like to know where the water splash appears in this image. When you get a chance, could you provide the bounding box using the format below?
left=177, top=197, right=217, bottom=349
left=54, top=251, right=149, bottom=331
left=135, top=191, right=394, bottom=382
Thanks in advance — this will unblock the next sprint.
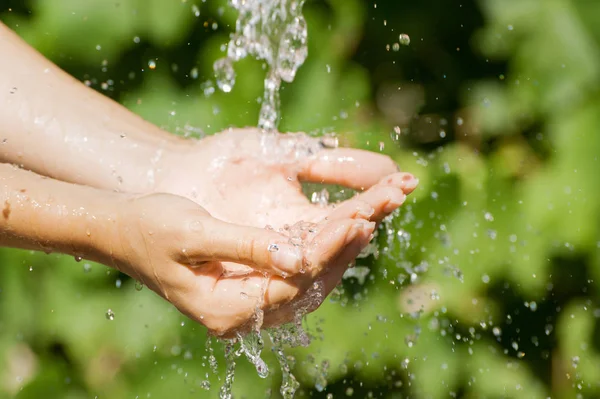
left=214, top=0, right=308, bottom=130
left=237, top=331, right=269, bottom=378
left=268, top=324, right=307, bottom=398
left=206, top=336, right=219, bottom=375
left=218, top=340, right=240, bottom=399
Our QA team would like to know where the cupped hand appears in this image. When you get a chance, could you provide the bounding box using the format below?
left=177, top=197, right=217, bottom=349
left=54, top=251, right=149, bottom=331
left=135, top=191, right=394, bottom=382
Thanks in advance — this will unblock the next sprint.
left=146, top=128, right=418, bottom=335
left=111, top=193, right=375, bottom=336
left=157, top=128, right=419, bottom=229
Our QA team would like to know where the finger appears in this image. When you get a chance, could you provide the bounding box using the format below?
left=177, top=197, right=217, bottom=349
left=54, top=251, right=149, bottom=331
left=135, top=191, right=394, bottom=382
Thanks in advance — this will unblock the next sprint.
left=305, top=219, right=376, bottom=278
left=262, top=222, right=376, bottom=328
left=319, top=226, right=374, bottom=294
left=330, top=172, right=418, bottom=222
left=184, top=218, right=304, bottom=277
left=297, top=148, right=399, bottom=190
left=378, top=171, right=420, bottom=195
left=326, top=200, right=375, bottom=221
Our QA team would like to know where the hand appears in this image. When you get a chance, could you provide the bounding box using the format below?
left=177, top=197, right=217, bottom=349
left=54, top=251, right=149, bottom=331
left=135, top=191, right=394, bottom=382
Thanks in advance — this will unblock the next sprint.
left=157, top=128, right=418, bottom=229
left=111, top=193, right=376, bottom=336
left=149, top=128, right=418, bottom=335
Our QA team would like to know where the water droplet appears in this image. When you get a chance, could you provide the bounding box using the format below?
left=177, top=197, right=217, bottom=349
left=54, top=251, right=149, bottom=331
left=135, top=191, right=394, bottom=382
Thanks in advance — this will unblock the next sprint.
left=311, top=188, right=329, bottom=206
left=399, top=33, right=411, bottom=46
left=191, top=4, right=200, bottom=17
left=201, top=80, right=215, bottom=97
left=74, top=256, right=82, bottom=262
left=106, top=309, right=115, bottom=321
left=148, top=60, right=156, bottom=70
left=268, top=244, right=279, bottom=252
left=213, top=58, right=235, bottom=93
left=134, top=280, right=144, bottom=291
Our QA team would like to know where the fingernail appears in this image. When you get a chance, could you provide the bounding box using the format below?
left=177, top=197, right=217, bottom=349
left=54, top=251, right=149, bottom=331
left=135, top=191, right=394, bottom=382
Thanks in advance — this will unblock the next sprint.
left=270, top=245, right=302, bottom=275
left=344, top=223, right=362, bottom=245
left=363, top=221, right=376, bottom=235
left=402, top=176, right=419, bottom=191
left=383, top=191, right=406, bottom=213
left=362, top=223, right=376, bottom=245
left=356, top=205, right=375, bottom=219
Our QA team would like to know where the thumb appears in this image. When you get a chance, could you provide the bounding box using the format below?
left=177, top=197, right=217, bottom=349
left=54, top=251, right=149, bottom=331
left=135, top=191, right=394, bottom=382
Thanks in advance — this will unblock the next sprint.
left=183, top=216, right=364, bottom=277
left=183, top=217, right=304, bottom=276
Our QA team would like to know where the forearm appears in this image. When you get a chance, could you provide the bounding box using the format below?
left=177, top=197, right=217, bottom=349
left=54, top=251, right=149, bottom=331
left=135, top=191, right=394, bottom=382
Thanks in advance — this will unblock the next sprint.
left=0, top=163, right=123, bottom=266
left=0, top=22, right=186, bottom=193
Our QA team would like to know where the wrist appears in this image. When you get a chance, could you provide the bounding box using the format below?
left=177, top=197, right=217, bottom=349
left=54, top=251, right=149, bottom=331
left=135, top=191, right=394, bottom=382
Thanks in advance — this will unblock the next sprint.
left=71, top=191, right=131, bottom=269
left=151, top=137, right=203, bottom=196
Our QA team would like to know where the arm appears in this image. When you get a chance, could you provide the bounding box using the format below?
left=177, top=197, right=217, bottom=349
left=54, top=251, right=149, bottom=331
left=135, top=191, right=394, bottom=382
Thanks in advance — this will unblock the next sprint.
left=0, top=163, right=122, bottom=265
left=0, top=22, right=402, bottom=201
left=0, top=22, right=184, bottom=193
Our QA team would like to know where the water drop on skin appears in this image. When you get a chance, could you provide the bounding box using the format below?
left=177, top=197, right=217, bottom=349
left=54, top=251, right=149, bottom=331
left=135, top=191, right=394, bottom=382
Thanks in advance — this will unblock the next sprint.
left=268, top=244, right=279, bottom=252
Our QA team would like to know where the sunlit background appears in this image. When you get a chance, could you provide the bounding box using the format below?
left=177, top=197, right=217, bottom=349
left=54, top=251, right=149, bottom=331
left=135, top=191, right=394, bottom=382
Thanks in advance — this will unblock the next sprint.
left=1, top=0, right=600, bottom=398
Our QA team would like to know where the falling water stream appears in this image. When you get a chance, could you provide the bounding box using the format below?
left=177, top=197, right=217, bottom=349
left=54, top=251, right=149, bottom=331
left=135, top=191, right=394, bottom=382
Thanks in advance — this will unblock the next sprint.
left=214, top=0, right=307, bottom=131
left=211, top=2, right=313, bottom=397
left=210, top=1, right=416, bottom=398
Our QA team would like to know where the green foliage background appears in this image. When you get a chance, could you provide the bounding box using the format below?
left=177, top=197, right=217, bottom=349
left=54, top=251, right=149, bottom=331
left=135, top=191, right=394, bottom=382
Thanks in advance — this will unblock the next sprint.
left=1, top=0, right=600, bottom=398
